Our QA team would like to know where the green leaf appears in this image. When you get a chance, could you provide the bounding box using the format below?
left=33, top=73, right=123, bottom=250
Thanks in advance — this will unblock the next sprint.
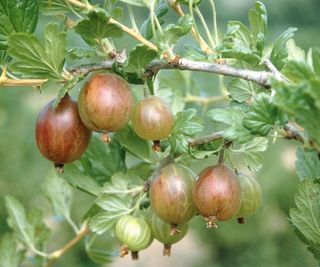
left=27, top=208, right=51, bottom=247
left=219, top=21, right=260, bottom=65
left=0, top=0, right=39, bottom=49
left=5, top=196, right=35, bottom=247
left=168, top=109, right=203, bottom=154
left=4, top=196, right=49, bottom=250
left=231, top=137, right=268, bottom=171
left=0, top=51, right=10, bottom=66
left=89, top=211, right=125, bottom=235
left=0, top=234, right=22, bottom=267
left=221, top=47, right=261, bottom=65
left=141, top=2, right=168, bottom=40
left=295, top=147, right=320, bottom=181
left=222, top=21, right=251, bottom=49
left=161, top=15, right=193, bottom=46
left=89, top=196, right=132, bottom=234
left=52, top=77, right=79, bottom=109
left=283, top=60, right=315, bottom=82
left=59, top=163, right=101, bottom=196
left=270, top=27, right=297, bottom=70
left=115, top=126, right=160, bottom=163
left=39, top=0, right=81, bottom=15
left=244, top=92, right=285, bottom=136
left=7, top=23, right=66, bottom=80
left=312, top=47, right=320, bottom=76
left=67, top=47, right=97, bottom=59
left=75, top=9, right=123, bottom=46
left=208, top=107, right=253, bottom=143
left=290, top=180, right=320, bottom=260
left=123, top=45, right=159, bottom=75
left=273, top=80, right=320, bottom=146
left=286, top=39, right=306, bottom=62
left=42, top=172, right=74, bottom=220
left=96, top=195, right=132, bottom=212
left=228, top=78, right=255, bottom=102
left=248, top=1, right=267, bottom=53
left=80, top=134, right=126, bottom=183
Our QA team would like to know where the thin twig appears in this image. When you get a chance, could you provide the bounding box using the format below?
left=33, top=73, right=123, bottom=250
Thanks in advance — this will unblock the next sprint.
left=184, top=94, right=226, bottom=104
left=263, top=58, right=286, bottom=82
left=1, top=58, right=274, bottom=88
left=209, top=0, right=219, bottom=46
left=109, top=18, right=158, bottom=51
left=127, top=5, right=139, bottom=33
left=188, top=131, right=224, bottom=146
left=44, top=224, right=90, bottom=267
left=65, top=0, right=158, bottom=51
left=194, top=6, right=216, bottom=49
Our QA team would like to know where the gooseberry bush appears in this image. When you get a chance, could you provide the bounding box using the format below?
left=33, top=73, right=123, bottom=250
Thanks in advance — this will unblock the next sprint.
left=0, top=0, right=320, bottom=266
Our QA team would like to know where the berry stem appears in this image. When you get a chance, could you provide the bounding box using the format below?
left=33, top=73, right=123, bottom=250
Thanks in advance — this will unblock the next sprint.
left=152, top=140, right=161, bottom=152
left=100, top=133, right=111, bottom=143
left=205, top=216, right=218, bottom=229
left=163, top=244, right=172, bottom=256
left=54, top=163, right=64, bottom=173
left=131, top=251, right=139, bottom=260
left=119, top=245, right=129, bottom=257
left=218, top=149, right=225, bottom=164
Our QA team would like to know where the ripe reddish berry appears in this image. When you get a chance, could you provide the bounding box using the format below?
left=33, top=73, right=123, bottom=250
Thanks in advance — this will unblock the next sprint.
left=78, top=73, right=133, bottom=141
left=35, top=94, right=91, bottom=172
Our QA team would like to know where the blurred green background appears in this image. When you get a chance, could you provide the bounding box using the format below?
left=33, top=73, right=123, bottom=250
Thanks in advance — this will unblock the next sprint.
left=0, top=0, right=319, bottom=266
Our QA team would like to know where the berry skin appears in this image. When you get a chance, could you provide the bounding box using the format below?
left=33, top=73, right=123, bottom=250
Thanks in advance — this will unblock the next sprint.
left=235, top=174, right=262, bottom=224
left=35, top=94, right=91, bottom=172
left=150, top=163, right=196, bottom=226
left=78, top=73, right=133, bottom=139
left=192, top=164, right=241, bottom=228
left=115, top=215, right=153, bottom=260
left=131, top=96, right=174, bottom=141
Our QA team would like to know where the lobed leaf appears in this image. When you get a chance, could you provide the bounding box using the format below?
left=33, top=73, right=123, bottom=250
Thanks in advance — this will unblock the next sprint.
left=7, top=23, right=66, bottom=80
left=59, top=163, right=101, bottom=196
left=0, top=0, right=38, bottom=49
left=295, top=147, right=320, bottom=181
left=0, top=234, right=22, bottom=267
left=4, top=196, right=50, bottom=250
left=75, top=9, right=123, bottom=46
left=273, top=80, right=320, bottom=146
left=231, top=137, right=268, bottom=171
left=42, top=172, right=74, bottom=221
left=79, top=134, right=127, bottom=184
left=244, top=92, right=285, bottom=136
left=208, top=107, right=253, bottom=143
left=161, top=15, right=193, bottom=47
left=115, top=126, right=160, bottom=163
left=290, top=180, right=320, bottom=261
left=270, top=27, right=297, bottom=70
left=228, top=78, right=255, bottom=102
left=123, top=45, right=159, bottom=75
left=169, top=109, right=203, bottom=154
